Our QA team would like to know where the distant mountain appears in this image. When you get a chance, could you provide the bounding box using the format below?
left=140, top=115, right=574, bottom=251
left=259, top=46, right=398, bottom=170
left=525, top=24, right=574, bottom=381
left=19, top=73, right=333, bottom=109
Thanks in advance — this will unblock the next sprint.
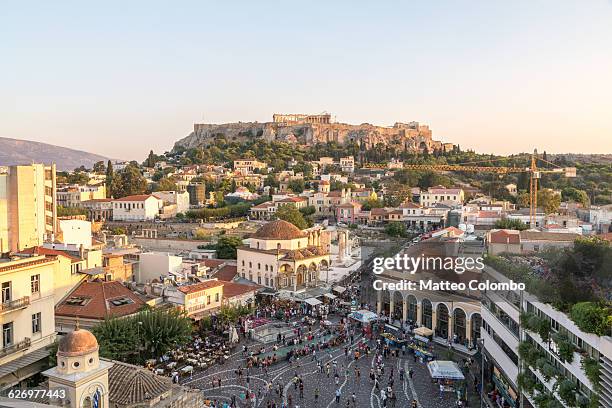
left=0, top=137, right=113, bottom=172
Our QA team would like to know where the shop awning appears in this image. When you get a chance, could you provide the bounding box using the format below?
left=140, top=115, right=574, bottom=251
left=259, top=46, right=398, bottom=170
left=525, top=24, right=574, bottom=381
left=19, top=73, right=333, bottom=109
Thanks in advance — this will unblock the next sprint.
left=304, top=298, right=323, bottom=306
left=332, top=285, right=346, bottom=294
left=427, top=361, right=465, bottom=380
left=413, top=326, right=434, bottom=337
left=324, top=293, right=337, bottom=299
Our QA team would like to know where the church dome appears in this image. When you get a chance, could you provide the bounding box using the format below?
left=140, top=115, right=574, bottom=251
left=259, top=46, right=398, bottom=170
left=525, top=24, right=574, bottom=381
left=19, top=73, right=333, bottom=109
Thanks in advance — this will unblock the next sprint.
left=58, top=328, right=99, bottom=357
left=252, top=220, right=306, bottom=240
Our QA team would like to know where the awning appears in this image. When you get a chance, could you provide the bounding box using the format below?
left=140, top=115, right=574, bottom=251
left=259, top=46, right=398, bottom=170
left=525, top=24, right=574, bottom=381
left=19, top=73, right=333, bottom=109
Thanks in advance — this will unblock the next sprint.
left=413, top=326, right=434, bottom=337
left=427, top=361, right=465, bottom=380
left=0, top=347, right=49, bottom=379
left=324, top=293, right=337, bottom=299
left=332, top=285, right=346, bottom=294
left=349, top=309, right=378, bottom=323
left=304, top=298, right=323, bottom=306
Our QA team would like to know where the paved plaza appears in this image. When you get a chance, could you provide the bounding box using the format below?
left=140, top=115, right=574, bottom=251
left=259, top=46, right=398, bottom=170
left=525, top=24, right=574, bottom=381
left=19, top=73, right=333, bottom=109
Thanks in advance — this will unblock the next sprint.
left=182, top=319, right=479, bottom=407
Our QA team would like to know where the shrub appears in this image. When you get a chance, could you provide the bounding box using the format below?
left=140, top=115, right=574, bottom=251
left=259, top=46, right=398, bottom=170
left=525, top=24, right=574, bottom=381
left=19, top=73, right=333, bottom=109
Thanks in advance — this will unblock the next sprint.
left=557, top=379, right=577, bottom=407
left=569, top=302, right=612, bottom=336
left=581, top=357, right=600, bottom=387
left=551, top=332, right=575, bottom=363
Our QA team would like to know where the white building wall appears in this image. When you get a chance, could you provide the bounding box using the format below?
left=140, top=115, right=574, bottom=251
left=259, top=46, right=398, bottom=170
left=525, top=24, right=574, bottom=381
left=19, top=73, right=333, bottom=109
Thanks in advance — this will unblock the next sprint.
left=137, top=252, right=183, bottom=283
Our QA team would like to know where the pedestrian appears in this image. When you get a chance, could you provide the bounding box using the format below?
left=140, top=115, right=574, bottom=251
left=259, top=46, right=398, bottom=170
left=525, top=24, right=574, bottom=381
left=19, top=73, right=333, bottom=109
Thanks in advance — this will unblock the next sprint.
left=314, top=387, right=319, bottom=404
left=439, top=383, right=444, bottom=399
left=335, top=388, right=341, bottom=404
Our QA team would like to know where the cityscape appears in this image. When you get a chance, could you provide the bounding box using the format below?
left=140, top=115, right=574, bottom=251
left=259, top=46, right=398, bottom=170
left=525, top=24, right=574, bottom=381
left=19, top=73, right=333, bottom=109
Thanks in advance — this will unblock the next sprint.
left=1, top=2, right=612, bottom=408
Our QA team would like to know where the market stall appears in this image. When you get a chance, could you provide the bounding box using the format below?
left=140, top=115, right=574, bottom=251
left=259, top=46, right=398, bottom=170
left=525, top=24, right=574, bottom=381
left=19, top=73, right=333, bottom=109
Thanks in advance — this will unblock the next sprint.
left=427, top=360, right=465, bottom=392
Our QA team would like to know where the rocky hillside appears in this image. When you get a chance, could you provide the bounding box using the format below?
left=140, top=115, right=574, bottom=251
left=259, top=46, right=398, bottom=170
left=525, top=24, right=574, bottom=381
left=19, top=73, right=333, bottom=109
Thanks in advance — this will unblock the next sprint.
left=0, top=137, right=112, bottom=171
left=174, top=119, right=452, bottom=153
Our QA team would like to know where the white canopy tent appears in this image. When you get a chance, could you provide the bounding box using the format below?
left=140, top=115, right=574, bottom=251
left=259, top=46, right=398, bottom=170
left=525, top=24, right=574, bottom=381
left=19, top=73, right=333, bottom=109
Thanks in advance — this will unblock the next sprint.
left=349, top=309, right=379, bottom=324
left=427, top=361, right=465, bottom=380
left=304, top=297, right=323, bottom=306
left=324, top=293, right=337, bottom=299
left=413, top=327, right=434, bottom=337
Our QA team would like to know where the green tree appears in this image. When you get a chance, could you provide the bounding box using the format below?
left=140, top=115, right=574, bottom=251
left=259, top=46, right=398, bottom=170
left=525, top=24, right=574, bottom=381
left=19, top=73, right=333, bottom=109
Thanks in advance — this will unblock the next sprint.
left=154, top=176, right=177, bottom=192
left=494, top=218, right=528, bottom=231
left=561, top=187, right=589, bottom=207
left=105, top=160, right=114, bottom=197
left=516, top=192, right=530, bottom=208
left=385, top=222, right=407, bottom=237
left=287, top=179, right=305, bottom=193
left=276, top=205, right=308, bottom=229
left=361, top=198, right=384, bottom=211
left=111, top=164, right=147, bottom=198
left=215, top=236, right=244, bottom=259
left=537, top=189, right=561, bottom=214
left=57, top=206, right=88, bottom=217
left=146, top=150, right=156, bottom=168
left=93, top=160, right=106, bottom=173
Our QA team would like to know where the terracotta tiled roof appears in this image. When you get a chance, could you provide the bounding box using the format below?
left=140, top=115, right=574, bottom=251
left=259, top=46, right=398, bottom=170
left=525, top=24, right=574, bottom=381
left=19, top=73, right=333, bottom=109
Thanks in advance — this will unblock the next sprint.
left=370, top=208, right=388, bottom=216
left=251, top=201, right=275, bottom=209
left=200, top=259, right=226, bottom=269
left=251, top=220, right=306, bottom=240
left=519, top=231, right=580, bottom=242
left=55, top=280, right=145, bottom=320
left=489, top=229, right=521, bottom=244
left=177, top=280, right=224, bottom=294
left=213, top=265, right=238, bottom=282
left=327, top=191, right=342, bottom=197
left=282, top=246, right=328, bottom=260
left=109, top=360, right=174, bottom=405
left=222, top=281, right=260, bottom=299
left=18, top=246, right=81, bottom=262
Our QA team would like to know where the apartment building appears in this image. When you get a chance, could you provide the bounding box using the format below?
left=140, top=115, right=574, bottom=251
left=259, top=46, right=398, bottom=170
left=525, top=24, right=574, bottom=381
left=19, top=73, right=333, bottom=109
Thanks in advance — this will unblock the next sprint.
left=480, top=265, right=610, bottom=408
left=56, top=183, right=106, bottom=208
left=0, top=255, right=58, bottom=389
left=419, top=186, right=464, bottom=207
left=111, top=195, right=163, bottom=221
left=233, top=159, right=267, bottom=174
left=165, top=280, right=224, bottom=320
left=0, top=163, right=57, bottom=253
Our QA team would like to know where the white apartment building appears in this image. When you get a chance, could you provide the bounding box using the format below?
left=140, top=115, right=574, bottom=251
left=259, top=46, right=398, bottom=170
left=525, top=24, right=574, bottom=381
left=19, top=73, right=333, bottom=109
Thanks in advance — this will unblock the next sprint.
left=480, top=265, right=610, bottom=408
left=419, top=187, right=465, bottom=207
left=111, top=195, right=162, bottom=221
left=233, top=159, right=267, bottom=174
left=0, top=255, right=58, bottom=389
left=137, top=252, right=183, bottom=283
left=0, top=164, right=57, bottom=253
left=340, top=156, right=355, bottom=173
left=153, top=190, right=190, bottom=214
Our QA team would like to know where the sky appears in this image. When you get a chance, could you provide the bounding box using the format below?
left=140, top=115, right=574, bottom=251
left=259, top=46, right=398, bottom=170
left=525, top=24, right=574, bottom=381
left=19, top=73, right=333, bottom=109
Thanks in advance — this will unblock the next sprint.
left=1, top=0, right=612, bottom=160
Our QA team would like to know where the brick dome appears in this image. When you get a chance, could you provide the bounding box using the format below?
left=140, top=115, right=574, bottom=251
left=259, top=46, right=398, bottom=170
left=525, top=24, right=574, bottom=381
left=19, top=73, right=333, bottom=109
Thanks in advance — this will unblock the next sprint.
left=58, top=328, right=99, bottom=356
left=252, top=220, right=306, bottom=240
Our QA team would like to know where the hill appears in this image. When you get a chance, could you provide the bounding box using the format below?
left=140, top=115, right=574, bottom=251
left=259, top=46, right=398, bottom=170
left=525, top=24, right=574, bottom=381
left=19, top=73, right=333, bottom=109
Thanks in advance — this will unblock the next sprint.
left=0, top=137, right=112, bottom=171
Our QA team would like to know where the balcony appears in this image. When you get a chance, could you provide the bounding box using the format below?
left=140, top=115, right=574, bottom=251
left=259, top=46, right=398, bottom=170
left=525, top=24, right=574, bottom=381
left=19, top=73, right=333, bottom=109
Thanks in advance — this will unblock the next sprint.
left=0, top=296, right=30, bottom=315
left=0, top=338, right=31, bottom=358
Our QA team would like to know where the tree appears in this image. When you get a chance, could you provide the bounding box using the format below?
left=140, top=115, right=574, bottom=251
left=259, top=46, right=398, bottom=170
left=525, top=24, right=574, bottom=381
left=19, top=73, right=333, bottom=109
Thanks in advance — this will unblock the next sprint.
left=361, top=198, right=384, bottom=211
left=561, top=187, right=589, bottom=207
left=276, top=205, right=308, bottom=229
left=383, top=180, right=411, bottom=207
left=516, top=192, right=530, bottom=208
left=154, top=177, right=177, bottom=192
left=111, top=164, right=147, bottom=198
left=146, top=150, right=156, bottom=168
left=215, top=236, right=244, bottom=259
left=287, top=179, right=305, bottom=194
left=537, top=189, right=561, bottom=214
left=57, top=206, right=88, bottom=217
left=494, top=218, right=528, bottom=231
left=105, top=160, right=114, bottom=198
left=385, top=222, right=407, bottom=237
left=93, top=161, right=106, bottom=173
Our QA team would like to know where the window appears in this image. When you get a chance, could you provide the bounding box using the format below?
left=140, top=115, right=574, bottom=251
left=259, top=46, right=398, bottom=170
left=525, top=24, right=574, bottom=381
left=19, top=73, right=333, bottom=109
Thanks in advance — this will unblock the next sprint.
left=32, top=312, right=41, bottom=334
left=1, top=282, right=11, bottom=303
left=31, top=275, right=40, bottom=294
left=2, top=322, right=13, bottom=347
left=258, top=263, right=261, bottom=270
left=207, top=295, right=211, bottom=305
left=215, top=293, right=219, bottom=302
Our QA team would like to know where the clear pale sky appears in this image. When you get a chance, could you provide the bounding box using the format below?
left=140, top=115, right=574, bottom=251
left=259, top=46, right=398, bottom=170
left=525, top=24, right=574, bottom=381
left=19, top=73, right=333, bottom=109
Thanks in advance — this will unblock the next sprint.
left=2, top=1, right=611, bottom=160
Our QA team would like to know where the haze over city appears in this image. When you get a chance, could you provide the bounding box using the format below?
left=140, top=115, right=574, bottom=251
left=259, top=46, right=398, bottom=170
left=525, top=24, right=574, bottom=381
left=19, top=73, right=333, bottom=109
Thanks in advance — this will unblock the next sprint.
left=2, top=0, right=612, bottom=159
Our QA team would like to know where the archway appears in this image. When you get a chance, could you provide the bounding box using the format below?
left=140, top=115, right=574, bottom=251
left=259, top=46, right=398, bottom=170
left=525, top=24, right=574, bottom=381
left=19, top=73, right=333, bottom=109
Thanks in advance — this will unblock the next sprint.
left=296, top=265, right=307, bottom=287
left=407, top=295, right=417, bottom=322
left=392, top=291, right=403, bottom=321
left=308, top=263, right=318, bottom=285
left=471, top=313, right=482, bottom=344
left=382, top=290, right=391, bottom=317
left=436, top=303, right=449, bottom=339
left=422, top=299, right=433, bottom=329
left=453, top=308, right=467, bottom=345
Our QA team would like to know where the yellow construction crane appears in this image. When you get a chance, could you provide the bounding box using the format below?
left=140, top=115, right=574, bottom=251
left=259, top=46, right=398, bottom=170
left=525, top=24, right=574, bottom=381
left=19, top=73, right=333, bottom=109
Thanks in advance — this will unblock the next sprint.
left=366, top=149, right=576, bottom=226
